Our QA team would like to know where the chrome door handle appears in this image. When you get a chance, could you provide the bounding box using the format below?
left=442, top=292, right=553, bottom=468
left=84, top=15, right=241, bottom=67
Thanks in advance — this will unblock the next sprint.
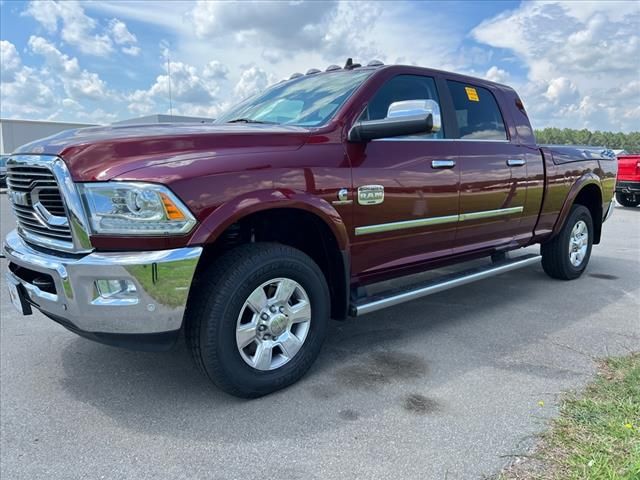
left=507, top=159, right=526, bottom=167
left=431, top=160, right=456, bottom=169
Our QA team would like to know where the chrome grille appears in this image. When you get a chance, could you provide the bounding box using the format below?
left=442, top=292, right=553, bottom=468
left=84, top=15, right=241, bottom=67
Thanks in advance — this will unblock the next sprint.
left=6, top=163, right=74, bottom=247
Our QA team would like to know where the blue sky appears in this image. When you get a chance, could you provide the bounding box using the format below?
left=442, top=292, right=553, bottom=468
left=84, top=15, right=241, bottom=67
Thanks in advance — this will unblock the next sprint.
left=1, top=1, right=638, bottom=131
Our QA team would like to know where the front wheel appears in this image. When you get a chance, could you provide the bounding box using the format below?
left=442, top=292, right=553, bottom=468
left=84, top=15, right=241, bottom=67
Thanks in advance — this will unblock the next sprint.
left=185, top=243, right=330, bottom=398
left=616, top=192, right=640, bottom=208
left=541, top=205, right=593, bottom=280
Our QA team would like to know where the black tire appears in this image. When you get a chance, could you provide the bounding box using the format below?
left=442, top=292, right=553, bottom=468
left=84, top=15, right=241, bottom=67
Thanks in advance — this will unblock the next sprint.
left=185, top=243, right=330, bottom=398
left=541, top=205, right=593, bottom=280
left=616, top=192, right=639, bottom=208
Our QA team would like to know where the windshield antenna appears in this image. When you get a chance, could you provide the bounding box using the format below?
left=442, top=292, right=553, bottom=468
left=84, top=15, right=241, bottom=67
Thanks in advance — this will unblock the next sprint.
left=161, top=41, right=173, bottom=116
left=167, top=53, right=173, bottom=116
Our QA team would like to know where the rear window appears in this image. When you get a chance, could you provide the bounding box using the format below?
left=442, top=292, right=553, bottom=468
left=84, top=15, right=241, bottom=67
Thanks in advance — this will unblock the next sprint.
left=447, top=80, right=507, bottom=140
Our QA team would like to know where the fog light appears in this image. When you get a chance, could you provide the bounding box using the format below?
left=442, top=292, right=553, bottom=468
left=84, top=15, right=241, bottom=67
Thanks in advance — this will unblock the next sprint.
left=96, top=279, right=136, bottom=297
left=93, top=279, right=138, bottom=305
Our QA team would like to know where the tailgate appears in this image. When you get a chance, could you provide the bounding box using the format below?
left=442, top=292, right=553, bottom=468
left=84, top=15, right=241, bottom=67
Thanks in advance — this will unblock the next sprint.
left=617, top=155, right=640, bottom=181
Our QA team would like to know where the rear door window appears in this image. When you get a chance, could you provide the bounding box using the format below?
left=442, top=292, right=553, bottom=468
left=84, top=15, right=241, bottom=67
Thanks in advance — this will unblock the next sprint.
left=447, top=80, right=507, bottom=140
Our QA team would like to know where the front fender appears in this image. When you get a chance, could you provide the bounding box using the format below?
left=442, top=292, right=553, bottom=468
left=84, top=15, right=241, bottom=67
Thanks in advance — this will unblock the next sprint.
left=187, top=189, right=350, bottom=250
left=551, top=172, right=602, bottom=238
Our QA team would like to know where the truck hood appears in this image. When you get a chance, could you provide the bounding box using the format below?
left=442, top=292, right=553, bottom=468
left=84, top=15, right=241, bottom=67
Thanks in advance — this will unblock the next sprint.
left=14, top=123, right=311, bottom=181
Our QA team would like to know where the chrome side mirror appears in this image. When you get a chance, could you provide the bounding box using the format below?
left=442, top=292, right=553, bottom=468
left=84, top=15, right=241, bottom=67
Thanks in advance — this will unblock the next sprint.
left=348, top=99, right=442, bottom=142
left=386, top=99, right=441, bottom=133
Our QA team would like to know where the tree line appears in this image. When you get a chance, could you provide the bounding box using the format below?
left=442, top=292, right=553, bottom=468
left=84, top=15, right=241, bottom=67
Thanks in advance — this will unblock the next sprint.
left=534, top=128, right=640, bottom=153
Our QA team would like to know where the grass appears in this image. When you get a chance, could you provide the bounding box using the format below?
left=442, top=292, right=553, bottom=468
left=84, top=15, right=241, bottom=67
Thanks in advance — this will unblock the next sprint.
left=125, top=258, right=198, bottom=308
left=501, top=353, right=640, bottom=480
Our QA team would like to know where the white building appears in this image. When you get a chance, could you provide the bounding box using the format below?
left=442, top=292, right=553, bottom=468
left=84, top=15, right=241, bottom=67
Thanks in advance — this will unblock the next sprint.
left=0, top=118, right=96, bottom=155
left=112, top=114, right=212, bottom=126
left=1, top=115, right=213, bottom=154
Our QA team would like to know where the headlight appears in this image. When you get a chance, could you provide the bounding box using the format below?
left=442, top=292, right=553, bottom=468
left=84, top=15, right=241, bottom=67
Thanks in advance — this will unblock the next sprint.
left=79, top=182, right=196, bottom=235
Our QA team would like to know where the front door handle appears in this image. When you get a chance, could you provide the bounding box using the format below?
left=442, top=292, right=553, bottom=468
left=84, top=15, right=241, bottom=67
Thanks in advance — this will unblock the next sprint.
left=431, top=160, right=456, bottom=169
left=507, top=159, right=526, bottom=167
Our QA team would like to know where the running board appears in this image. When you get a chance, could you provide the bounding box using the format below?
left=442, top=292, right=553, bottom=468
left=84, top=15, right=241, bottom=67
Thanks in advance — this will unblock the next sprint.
left=350, top=253, right=541, bottom=316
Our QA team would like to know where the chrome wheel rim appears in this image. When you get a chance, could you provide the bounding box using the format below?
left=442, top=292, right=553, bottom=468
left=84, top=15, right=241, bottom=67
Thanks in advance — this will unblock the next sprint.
left=236, top=278, right=311, bottom=371
left=568, top=220, right=588, bottom=267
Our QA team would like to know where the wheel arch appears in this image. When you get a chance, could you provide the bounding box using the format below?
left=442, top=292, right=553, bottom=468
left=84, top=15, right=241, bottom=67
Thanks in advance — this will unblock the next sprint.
left=188, top=190, right=350, bottom=320
left=551, top=174, right=603, bottom=244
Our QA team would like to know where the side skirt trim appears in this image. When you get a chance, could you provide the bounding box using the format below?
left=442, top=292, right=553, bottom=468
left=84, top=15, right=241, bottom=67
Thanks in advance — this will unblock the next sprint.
left=351, top=253, right=540, bottom=316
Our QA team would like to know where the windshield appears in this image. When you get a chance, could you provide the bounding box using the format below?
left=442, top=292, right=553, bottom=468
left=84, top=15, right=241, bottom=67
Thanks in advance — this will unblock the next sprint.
left=215, top=70, right=373, bottom=127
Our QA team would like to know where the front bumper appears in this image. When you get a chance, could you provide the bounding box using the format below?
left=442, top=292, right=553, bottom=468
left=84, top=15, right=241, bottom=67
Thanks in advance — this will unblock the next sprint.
left=4, top=230, right=202, bottom=340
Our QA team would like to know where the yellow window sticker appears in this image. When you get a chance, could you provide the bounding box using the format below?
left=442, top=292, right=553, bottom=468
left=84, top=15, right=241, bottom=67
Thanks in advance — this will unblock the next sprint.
left=465, top=86, right=479, bottom=102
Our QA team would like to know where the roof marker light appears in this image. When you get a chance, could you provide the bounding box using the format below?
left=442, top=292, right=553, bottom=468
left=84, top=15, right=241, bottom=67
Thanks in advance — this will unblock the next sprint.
left=289, top=72, right=303, bottom=79
left=367, top=60, right=384, bottom=67
left=306, top=68, right=321, bottom=75
left=326, top=65, right=341, bottom=72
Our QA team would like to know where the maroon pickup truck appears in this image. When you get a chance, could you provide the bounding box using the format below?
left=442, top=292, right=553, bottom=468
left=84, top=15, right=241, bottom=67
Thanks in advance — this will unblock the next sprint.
left=4, top=61, right=617, bottom=397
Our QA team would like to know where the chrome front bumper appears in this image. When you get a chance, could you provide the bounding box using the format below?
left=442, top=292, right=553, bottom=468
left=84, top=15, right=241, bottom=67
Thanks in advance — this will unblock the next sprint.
left=3, top=230, right=202, bottom=335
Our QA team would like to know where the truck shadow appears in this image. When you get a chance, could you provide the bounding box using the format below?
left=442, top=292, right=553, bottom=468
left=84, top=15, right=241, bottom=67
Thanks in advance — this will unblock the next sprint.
left=59, top=254, right=638, bottom=444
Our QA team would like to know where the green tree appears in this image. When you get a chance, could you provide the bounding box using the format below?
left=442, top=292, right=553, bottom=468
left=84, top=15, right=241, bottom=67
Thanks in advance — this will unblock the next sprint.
left=534, top=128, right=640, bottom=153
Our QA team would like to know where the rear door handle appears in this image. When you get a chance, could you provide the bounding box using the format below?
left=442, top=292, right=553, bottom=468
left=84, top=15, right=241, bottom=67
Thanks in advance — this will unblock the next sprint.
left=507, top=159, right=526, bottom=167
left=431, top=160, right=456, bottom=169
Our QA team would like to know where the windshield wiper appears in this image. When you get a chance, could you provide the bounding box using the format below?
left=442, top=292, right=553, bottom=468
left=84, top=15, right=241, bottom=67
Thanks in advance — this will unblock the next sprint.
left=226, top=118, right=276, bottom=124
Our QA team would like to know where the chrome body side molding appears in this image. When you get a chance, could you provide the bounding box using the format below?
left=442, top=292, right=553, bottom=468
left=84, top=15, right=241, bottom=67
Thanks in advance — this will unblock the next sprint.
left=355, top=206, right=524, bottom=236
left=458, top=206, right=523, bottom=222
left=355, top=214, right=458, bottom=236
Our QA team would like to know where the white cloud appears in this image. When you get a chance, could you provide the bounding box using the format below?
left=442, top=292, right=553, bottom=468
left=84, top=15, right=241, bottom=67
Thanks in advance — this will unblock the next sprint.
left=0, top=40, right=55, bottom=118
left=7, top=0, right=637, bottom=131
left=321, top=1, right=383, bottom=60
left=1, top=66, right=56, bottom=118
left=28, top=36, right=109, bottom=101
left=2, top=26, right=122, bottom=123
left=1, top=40, right=22, bottom=82
left=203, top=60, right=229, bottom=80
left=25, top=0, right=113, bottom=56
left=126, top=89, right=156, bottom=115
left=484, top=66, right=509, bottom=84
left=154, top=62, right=216, bottom=103
left=188, top=0, right=335, bottom=50
left=86, top=0, right=466, bottom=116
left=233, top=66, right=271, bottom=100
left=22, top=0, right=60, bottom=32
left=127, top=60, right=226, bottom=115
left=1, top=66, right=55, bottom=109
left=121, top=45, right=141, bottom=56
left=109, top=18, right=136, bottom=45
left=544, top=77, right=579, bottom=105
left=24, top=1, right=141, bottom=57
left=108, top=19, right=139, bottom=56
left=472, top=0, right=640, bottom=131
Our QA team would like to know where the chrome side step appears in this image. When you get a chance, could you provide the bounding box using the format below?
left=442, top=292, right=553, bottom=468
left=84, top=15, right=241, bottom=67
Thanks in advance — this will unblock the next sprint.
left=350, top=253, right=541, bottom=316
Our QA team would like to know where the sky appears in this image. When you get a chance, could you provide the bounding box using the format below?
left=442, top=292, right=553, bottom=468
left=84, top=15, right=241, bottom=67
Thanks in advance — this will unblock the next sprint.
left=1, top=0, right=639, bottom=131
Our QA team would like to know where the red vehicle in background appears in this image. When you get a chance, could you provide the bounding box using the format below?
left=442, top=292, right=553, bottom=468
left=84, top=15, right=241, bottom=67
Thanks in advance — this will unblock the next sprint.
left=616, top=154, right=640, bottom=207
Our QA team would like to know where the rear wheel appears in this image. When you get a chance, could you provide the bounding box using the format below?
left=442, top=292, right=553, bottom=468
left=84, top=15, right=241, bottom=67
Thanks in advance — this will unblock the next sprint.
left=541, top=205, right=593, bottom=280
left=185, top=243, right=329, bottom=398
left=616, top=192, right=639, bottom=208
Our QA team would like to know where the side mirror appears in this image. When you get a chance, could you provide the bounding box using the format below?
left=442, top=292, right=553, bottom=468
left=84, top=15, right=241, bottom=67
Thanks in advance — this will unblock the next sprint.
left=348, top=99, right=442, bottom=142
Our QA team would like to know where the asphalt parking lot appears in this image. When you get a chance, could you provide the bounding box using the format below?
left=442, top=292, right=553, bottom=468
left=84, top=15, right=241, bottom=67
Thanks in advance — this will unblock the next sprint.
left=1, top=192, right=638, bottom=480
